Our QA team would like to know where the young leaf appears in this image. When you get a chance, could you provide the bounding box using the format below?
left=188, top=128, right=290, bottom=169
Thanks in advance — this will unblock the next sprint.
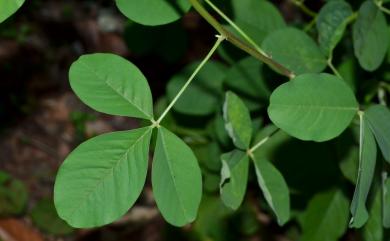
left=167, top=61, right=227, bottom=116
left=31, top=199, right=73, bottom=235
left=231, top=0, right=286, bottom=44
left=365, top=105, right=390, bottom=163
left=115, top=0, right=191, bottom=26
left=0, top=0, right=25, bottom=23
left=363, top=188, right=383, bottom=241
left=300, top=189, right=349, bottom=241
left=383, top=176, right=390, bottom=228
left=353, top=0, right=389, bottom=71
left=350, top=116, right=377, bottom=228
left=223, top=91, right=252, bottom=150
left=69, top=53, right=153, bottom=120
left=252, top=157, right=290, bottom=225
left=54, top=127, right=152, bottom=228
left=0, top=171, right=28, bottom=216
left=262, top=28, right=327, bottom=75
left=316, top=0, right=353, bottom=56
left=152, top=127, right=203, bottom=226
left=224, top=57, right=270, bottom=100
left=220, top=150, right=249, bottom=210
left=268, top=73, right=358, bottom=142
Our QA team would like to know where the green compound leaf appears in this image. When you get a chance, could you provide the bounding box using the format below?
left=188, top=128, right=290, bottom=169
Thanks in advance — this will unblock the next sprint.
left=252, top=157, right=290, bottom=226
left=0, top=0, right=25, bottom=23
left=262, top=28, right=327, bottom=75
left=220, top=150, right=249, bottom=210
left=316, top=0, right=353, bottom=56
left=69, top=53, right=153, bottom=120
left=350, top=115, right=377, bottom=228
left=167, top=61, right=227, bottom=116
left=353, top=0, right=389, bottom=71
left=231, top=0, right=286, bottom=45
left=0, top=171, right=28, bottom=216
left=268, top=73, right=358, bottom=142
left=365, top=105, right=390, bottom=163
left=363, top=188, right=383, bottom=241
left=383, top=176, right=390, bottom=228
left=152, top=127, right=202, bottom=226
left=115, top=0, right=191, bottom=26
left=223, top=91, right=252, bottom=150
left=54, top=127, right=152, bottom=228
left=300, top=189, right=349, bottom=241
left=31, top=199, right=73, bottom=235
left=224, top=57, right=270, bottom=100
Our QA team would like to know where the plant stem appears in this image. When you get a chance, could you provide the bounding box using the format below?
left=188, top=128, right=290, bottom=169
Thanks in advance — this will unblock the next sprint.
left=156, top=35, right=225, bottom=125
left=376, top=1, right=390, bottom=15
left=189, top=0, right=295, bottom=79
left=327, top=55, right=342, bottom=78
left=248, top=128, right=280, bottom=155
left=291, top=0, right=317, bottom=17
left=204, top=0, right=268, bottom=56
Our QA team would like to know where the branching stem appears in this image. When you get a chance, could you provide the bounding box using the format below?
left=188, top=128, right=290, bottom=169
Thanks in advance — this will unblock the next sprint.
left=189, top=0, right=295, bottom=79
left=248, top=128, right=280, bottom=156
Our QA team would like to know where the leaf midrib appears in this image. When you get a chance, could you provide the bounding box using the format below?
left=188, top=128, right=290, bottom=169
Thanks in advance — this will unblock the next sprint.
left=79, top=60, right=151, bottom=119
left=67, top=129, right=151, bottom=220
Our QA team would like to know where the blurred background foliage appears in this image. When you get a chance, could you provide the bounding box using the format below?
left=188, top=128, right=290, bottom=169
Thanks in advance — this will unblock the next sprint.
left=0, top=0, right=390, bottom=240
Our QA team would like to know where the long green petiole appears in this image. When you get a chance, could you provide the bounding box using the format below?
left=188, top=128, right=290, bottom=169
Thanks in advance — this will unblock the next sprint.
left=247, top=128, right=280, bottom=157
left=204, top=0, right=268, bottom=57
left=155, top=34, right=226, bottom=125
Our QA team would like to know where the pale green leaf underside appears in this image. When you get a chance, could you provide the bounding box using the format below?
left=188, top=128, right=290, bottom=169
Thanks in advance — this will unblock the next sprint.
left=300, top=189, right=349, bottom=241
left=54, top=127, right=152, bottom=228
left=262, top=27, right=327, bottom=75
left=220, top=150, right=249, bottom=210
left=353, top=0, right=389, bottom=71
left=0, top=0, right=25, bottom=23
left=365, top=105, right=390, bottom=163
left=69, top=53, right=153, bottom=120
left=152, top=127, right=203, bottom=226
left=350, top=117, right=377, bottom=228
left=115, top=0, right=191, bottom=26
left=223, top=91, right=253, bottom=150
left=253, top=157, right=290, bottom=225
left=316, top=0, right=353, bottom=55
left=268, top=73, right=358, bottom=142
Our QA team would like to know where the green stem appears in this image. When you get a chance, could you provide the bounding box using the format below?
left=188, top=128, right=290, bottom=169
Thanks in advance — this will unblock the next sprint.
left=156, top=35, right=225, bottom=125
left=379, top=4, right=390, bottom=15
left=327, top=55, right=342, bottom=78
left=248, top=128, right=280, bottom=154
left=292, top=0, right=317, bottom=17
left=189, top=0, right=295, bottom=79
left=204, top=0, right=268, bottom=56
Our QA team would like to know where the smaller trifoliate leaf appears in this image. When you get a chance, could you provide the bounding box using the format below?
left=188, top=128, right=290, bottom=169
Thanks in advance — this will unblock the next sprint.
left=223, top=91, right=253, bottom=150
left=0, top=171, right=28, bottom=216
left=69, top=53, right=153, bottom=120
left=300, top=189, right=349, bottom=241
left=167, top=61, right=227, bottom=116
left=31, top=199, right=73, bottom=235
left=220, top=150, right=249, bottom=210
left=353, top=0, right=389, bottom=71
left=0, top=0, right=25, bottom=23
left=54, top=127, right=152, bottom=228
left=262, top=28, right=327, bottom=75
left=383, top=177, right=390, bottom=228
left=365, top=105, right=390, bottom=163
left=152, top=127, right=202, bottom=226
left=252, top=157, right=290, bottom=225
left=224, top=57, right=270, bottom=100
left=115, top=0, right=191, bottom=26
left=268, top=73, right=358, bottom=142
left=316, top=0, right=353, bottom=55
left=363, top=188, right=383, bottom=241
left=350, top=115, right=377, bottom=228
